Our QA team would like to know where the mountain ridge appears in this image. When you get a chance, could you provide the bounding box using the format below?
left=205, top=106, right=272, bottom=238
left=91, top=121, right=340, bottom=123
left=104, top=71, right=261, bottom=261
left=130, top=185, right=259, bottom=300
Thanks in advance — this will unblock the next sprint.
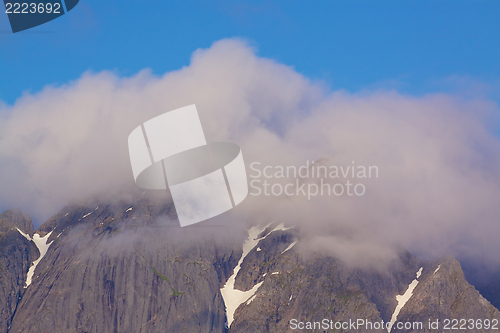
left=0, top=195, right=498, bottom=332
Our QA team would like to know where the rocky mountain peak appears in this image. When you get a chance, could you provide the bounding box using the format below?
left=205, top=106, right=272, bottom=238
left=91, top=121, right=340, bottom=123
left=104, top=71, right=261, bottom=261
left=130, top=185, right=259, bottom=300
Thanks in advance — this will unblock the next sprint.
left=0, top=199, right=498, bottom=332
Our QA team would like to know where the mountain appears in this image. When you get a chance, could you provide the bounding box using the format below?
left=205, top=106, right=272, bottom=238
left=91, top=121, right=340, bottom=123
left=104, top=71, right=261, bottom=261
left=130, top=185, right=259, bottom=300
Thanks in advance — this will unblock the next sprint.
left=0, top=193, right=499, bottom=332
left=0, top=209, right=36, bottom=333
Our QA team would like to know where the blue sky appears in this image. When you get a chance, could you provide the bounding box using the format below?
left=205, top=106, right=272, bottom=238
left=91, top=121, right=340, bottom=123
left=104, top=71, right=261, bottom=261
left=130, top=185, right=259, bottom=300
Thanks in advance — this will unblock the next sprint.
left=1, top=0, right=499, bottom=104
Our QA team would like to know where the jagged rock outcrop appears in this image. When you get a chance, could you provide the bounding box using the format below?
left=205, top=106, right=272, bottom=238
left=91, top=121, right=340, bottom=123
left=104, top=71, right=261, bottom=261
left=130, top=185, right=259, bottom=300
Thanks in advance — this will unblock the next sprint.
left=397, top=256, right=500, bottom=332
left=226, top=226, right=500, bottom=333
left=225, top=226, right=423, bottom=332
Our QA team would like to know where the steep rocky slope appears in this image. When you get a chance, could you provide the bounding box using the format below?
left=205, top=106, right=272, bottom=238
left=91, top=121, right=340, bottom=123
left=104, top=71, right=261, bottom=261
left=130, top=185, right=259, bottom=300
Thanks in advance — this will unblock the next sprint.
left=8, top=193, right=240, bottom=333
left=226, top=228, right=500, bottom=333
left=396, top=256, right=499, bottom=332
left=0, top=209, right=36, bottom=332
left=0, top=193, right=498, bottom=333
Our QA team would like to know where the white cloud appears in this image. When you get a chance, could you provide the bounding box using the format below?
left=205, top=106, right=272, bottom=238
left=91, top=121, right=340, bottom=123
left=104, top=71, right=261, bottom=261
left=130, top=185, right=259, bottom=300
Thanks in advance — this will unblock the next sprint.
left=1, top=38, right=500, bottom=267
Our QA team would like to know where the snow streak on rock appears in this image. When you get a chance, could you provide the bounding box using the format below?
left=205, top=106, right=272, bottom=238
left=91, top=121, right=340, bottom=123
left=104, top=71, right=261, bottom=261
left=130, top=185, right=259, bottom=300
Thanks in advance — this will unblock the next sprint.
left=388, top=267, right=423, bottom=332
left=16, top=228, right=31, bottom=241
left=246, top=294, right=257, bottom=305
left=220, top=223, right=291, bottom=328
left=281, top=241, right=297, bottom=254
left=16, top=228, right=55, bottom=288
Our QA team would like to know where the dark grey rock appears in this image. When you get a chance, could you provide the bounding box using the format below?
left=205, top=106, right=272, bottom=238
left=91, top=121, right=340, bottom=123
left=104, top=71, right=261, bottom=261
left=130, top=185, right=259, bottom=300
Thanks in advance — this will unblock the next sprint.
left=397, top=256, right=500, bottom=332
left=8, top=193, right=239, bottom=333
left=0, top=209, right=37, bottom=332
left=1, top=196, right=498, bottom=333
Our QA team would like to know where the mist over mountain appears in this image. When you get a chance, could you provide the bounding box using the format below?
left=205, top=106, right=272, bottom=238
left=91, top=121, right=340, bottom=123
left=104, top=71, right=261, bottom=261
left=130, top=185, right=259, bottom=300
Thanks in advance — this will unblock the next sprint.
left=0, top=193, right=499, bottom=332
left=1, top=39, right=500, bottom=275
left=1, top=38, right=500, bottom=332
left=2, top=0, right=499, bottom=331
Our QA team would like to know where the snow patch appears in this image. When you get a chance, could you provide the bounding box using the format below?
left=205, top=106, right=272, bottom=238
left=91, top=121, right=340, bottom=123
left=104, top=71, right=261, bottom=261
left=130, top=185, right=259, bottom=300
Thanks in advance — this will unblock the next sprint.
left=82, top=212, right=92, bottom=219
left=272, top=223, right=293, bottom=233
left=16, top=229, right=55, bottom=288
left=16, top=228, right=31, bottom=241
left=434, top=265, right=441, bottom=274
left=95, top=207, right=99, bottom=210
left=271, top=272, right=280, bottom=275
left=221, top=223, right=292, bottom=328
left=256, top=247, right=261, bottom=252
left=281, top=241, right=297, bottom=254
left=246, top=294, right=257, bottom=305
left=289, top=295, right=293, bottom=301
left=64, top=213, right=69, bottom=217
left=388, top=267, right=423, bottom=332
left=126, top=207, right=133, bottom=212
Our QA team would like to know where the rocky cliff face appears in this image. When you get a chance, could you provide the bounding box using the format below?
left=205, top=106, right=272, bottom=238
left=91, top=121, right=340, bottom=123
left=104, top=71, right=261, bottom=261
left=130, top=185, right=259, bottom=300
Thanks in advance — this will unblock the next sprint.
left=225, top=228, right=500, bottom=333
left=7, top=193, right=240, bottom=333
left=396, top=256, right=499, bottom=332
left=0, top=195, right=499, bottom=333
left=0, top=209, right=36, bottom=333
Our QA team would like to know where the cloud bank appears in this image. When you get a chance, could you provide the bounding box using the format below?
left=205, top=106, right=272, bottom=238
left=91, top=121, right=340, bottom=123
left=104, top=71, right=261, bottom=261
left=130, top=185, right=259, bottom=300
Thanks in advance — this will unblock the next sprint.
left=1, top=38, right=500, bottom=267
